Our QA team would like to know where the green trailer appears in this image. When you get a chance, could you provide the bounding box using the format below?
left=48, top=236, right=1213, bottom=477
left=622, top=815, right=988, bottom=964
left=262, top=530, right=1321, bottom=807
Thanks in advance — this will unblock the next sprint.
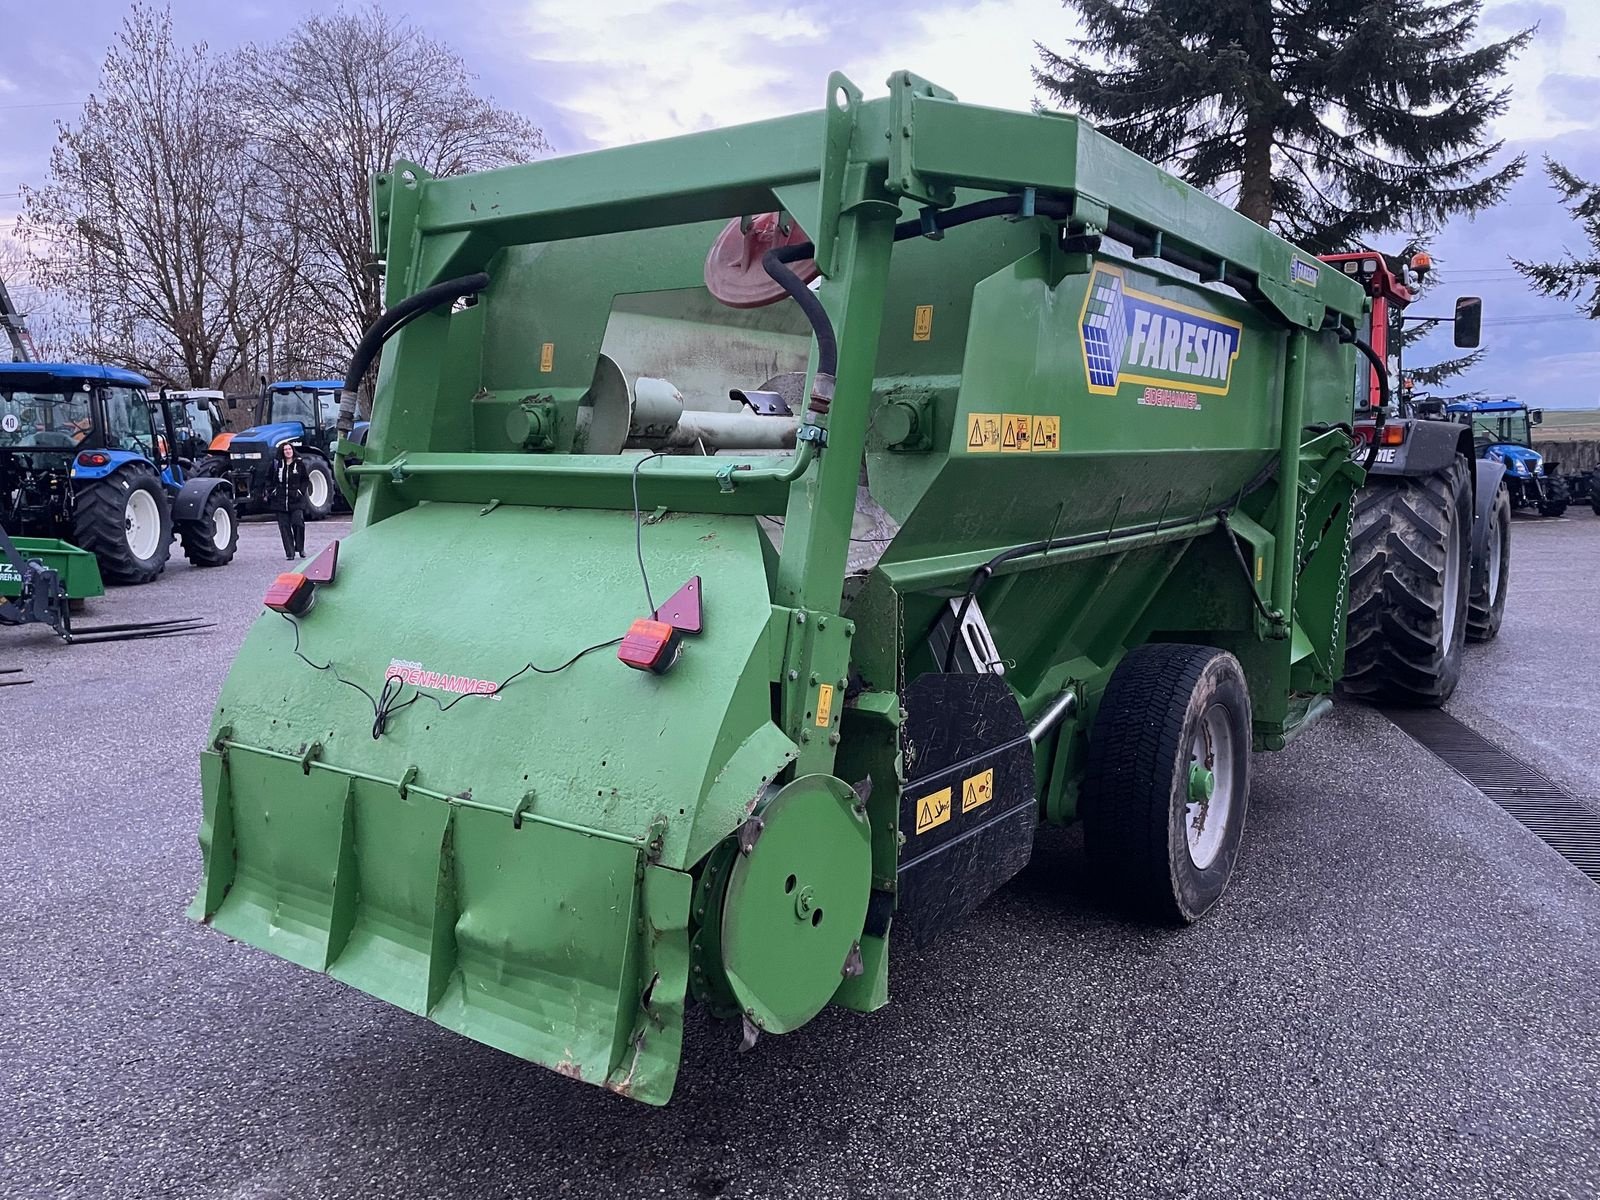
left=192, top=72, right=1371, bottom=1104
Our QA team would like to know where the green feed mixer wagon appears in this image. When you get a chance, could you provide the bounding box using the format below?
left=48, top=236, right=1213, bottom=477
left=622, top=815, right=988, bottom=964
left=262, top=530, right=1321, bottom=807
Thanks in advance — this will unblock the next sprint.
left=193, top=73, right=1380, bottom=1104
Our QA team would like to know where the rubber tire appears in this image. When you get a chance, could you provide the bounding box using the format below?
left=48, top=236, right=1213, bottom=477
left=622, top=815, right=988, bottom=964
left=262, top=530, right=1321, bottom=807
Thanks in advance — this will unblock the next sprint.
left=1466, top=483, right=1510, bottom=644
left=1080, top=643, right=1253, bottom=924
left=1537, top=474, right=1568, bottom=518
left=72, top=463, right=172, bottom=586
left=178, top=488, right=238, bottom=568
left=1591, top=482, right=1600, bottom=517
left=1343, top=456, right=1471, bottom=707
left=301, top=454, right=335, bottom=521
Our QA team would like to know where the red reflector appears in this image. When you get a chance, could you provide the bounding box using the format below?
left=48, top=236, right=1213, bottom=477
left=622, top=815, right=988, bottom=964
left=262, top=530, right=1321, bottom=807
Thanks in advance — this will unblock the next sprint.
left=263, top=572, right=315, bottom=616
left=618, top=618, right=683, bottom=674
left=303, top=539, right=338, bottom=584
left=76, top=451, right=110, bottom=468
left=1380, top=424, right=1406, bottom=446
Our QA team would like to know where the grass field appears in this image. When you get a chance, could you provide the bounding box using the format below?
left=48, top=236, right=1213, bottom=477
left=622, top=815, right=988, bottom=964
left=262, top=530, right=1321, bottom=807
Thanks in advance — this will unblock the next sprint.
left=1535, top=409, right=1600, bottom=439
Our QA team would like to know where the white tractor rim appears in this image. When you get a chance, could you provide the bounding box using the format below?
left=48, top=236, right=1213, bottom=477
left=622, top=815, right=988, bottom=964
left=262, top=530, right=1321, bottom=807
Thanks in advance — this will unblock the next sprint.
left=212, top=504, right=233, bottom=550
left=124, top=489, right=162, bottom=561
left=307, top=466, right=329, bottom=508
left=1487, top=509, right=1503, bottom=601
left=1442, top=511, right=1464, bottom=648
left=1185, top=704, right=1236, bottom=870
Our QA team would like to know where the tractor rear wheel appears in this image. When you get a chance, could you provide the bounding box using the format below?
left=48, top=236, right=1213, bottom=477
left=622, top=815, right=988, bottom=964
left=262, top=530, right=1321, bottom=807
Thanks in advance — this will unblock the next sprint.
left=1343, top=457, right=1471, bottom=707
left=1538, top=474, right=1569, bottom=518
left=1080, top=643, right=1253, bottom=924
left=301, top=454, right=335, bottom=520
left=178, top=488, right=238, bottom=568
left=1466, top=483, right=1510, bottom=643
left=73, top=462, right=172, bottom=585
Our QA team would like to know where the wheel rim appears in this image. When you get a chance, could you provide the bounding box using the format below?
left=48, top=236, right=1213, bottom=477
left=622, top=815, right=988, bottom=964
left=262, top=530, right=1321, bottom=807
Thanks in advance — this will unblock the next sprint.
left=307, top=468, right=329, bottom=508
left=1487, top=508, right=1504, bottom=600
left=1185, top=704, right=1236, bottom=870
left=1442, top=506, right=1464, bottom=648
left=212, top=504, right=233, bottom=550
left=124, top=489, right=161, bottom=561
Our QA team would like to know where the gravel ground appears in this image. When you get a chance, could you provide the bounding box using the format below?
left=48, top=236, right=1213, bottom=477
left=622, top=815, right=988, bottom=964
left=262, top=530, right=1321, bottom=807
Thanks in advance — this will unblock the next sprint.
left=2, top=510, right=1597, bottom=1200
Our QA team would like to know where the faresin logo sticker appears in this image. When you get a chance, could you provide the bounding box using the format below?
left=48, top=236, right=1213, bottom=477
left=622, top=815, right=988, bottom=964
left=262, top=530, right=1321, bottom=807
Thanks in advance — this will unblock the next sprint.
left=1079, top=266, right=1244, bottom=398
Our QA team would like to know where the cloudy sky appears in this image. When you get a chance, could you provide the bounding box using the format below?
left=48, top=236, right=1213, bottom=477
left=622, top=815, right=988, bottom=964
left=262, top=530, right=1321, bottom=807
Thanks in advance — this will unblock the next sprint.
left=2, top=0, right=1597, bottom=403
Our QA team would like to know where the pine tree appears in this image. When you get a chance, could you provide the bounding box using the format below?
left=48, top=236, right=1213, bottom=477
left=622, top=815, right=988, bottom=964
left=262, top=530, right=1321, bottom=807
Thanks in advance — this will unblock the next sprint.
left=1512, top=159, right=1600, bottom=319
left=1034, top=0, right=1532, bottom=254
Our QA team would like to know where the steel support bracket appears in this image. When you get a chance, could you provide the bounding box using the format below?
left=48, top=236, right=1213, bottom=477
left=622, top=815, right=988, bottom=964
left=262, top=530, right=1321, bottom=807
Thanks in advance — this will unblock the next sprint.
left=813, top=71, right=864, bottom=277
left=885, top=71, right=958, bottom=208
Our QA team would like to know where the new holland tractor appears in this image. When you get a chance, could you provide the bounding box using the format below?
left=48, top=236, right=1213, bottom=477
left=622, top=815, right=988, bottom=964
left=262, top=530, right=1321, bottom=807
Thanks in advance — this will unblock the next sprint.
left=194, top=379, right=364, bottom=519
left=1318, top=252, right=1509, bottom=690
left=0, top=362, right=239, bottom=587
left=190, top=73, right=1497, bottom=1105
left=1446, top=398, right=1569, bottom=518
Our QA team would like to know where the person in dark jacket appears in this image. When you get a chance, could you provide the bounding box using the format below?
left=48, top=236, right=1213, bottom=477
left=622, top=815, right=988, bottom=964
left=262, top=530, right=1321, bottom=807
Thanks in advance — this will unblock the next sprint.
left=268, top=443, right=309, bottom=560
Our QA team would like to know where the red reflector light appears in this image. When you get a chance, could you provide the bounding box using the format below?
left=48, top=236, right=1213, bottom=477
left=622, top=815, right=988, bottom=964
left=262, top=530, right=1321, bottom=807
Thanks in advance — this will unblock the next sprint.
left=618, top=618, right=683, bottom=674
left=76, top=451, right=110, bottom=468
left=263, top=572, right=316, bottom=616
left=303, top=539, right=338, bottom=585
left=1380, top=424, right=1406, bottom=446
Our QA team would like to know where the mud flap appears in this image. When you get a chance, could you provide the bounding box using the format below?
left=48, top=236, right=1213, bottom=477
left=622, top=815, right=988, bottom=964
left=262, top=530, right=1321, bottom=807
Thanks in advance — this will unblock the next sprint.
left=191, top=746, right=692, bottom=1104
left=894, top=674, right=1037, bottom=946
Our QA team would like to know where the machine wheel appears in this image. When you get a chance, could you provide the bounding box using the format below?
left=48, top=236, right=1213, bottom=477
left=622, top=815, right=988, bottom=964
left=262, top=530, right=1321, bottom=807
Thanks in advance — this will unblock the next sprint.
left=1591, top=482, right=1600, bottom=517
left=301, top=454, right=335, bottom=520
left=1466, top=483, right=1511, bottom=643
left=1343, top=456, right=1471, bottom=707
left=1537, top=474, right=1569, bottom=518
left=178, top=488, right=238, bottom=568
left=72, top=463, right=173, bottom=585
left=1080, top=643, right=1253, bottom=924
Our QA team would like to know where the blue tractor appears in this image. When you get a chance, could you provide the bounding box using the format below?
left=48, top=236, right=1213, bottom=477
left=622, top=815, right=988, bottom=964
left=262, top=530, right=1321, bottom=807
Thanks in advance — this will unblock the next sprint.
left=193, top=379, right=366, bottom=519
left=1447, top=399, right=1569, bottom=518
left=0, top=363, right=238, bottom=585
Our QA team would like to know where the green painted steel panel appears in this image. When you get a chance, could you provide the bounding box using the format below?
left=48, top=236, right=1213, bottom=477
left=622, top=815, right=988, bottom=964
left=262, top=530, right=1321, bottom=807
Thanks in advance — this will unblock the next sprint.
left=196, top=70, right=1371, bottom=1104
left=0, top=536, right=105, bottom=599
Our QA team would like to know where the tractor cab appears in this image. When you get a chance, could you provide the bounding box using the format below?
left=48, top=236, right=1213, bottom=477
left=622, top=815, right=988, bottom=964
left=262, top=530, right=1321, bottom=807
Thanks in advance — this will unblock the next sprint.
left=197, top=379, right=351, bottom=518
left=163, top=389, right=227, bottom=463
left=0, top=362, right=239, bottom=588
left=1443, top=397, right=1565, bottom=515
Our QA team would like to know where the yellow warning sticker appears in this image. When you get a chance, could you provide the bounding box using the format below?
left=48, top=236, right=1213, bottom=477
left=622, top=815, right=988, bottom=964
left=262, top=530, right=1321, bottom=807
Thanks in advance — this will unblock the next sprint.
left=965, top=412, right=1002, bottom=453
left=961, top=768, right=994, bottom=813
left=815, top=683, right=834, bottom=728
left=539, top=342, right=555, bottom=372
left=915, top=787, right=952, bottom=835
left=1255, top=556, right=1264, bottom=583
left=1030, top=415, right=1061, bottom=453
left=1001, top=413, right=1032, bottom=453
left=913, top=304, right=934, bottom=342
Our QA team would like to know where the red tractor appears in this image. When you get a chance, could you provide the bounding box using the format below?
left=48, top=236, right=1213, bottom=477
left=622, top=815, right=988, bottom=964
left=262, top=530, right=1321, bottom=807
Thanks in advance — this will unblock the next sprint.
left=1317, top=251, right=1508, bottom=704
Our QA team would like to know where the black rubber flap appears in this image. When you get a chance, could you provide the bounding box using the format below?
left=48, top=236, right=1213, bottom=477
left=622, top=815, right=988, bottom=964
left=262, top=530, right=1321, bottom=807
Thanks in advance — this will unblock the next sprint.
left=896, top=673, right=1038, bottom=945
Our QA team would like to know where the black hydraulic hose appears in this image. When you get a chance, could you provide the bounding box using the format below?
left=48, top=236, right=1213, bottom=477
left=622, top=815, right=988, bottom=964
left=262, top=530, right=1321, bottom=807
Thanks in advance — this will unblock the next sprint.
left=762, top=244, right=837, bottom=415
left=338, top=271, right=491, bottom=434
left=1339, top=327, right=1391, bottom=472
left=761, top=193, right=1076, bottom=416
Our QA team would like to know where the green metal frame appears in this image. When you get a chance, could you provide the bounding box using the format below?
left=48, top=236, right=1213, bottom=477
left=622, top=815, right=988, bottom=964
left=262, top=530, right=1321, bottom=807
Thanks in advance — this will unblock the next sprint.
left=195, top=71, right=1368, bottom=1105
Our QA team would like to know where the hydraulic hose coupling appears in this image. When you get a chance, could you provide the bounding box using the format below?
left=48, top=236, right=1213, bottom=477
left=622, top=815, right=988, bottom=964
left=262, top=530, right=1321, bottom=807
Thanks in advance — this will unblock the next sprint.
left=337, top=389, right=359, bottom=436
left=809, top=372, right=836, bottom=416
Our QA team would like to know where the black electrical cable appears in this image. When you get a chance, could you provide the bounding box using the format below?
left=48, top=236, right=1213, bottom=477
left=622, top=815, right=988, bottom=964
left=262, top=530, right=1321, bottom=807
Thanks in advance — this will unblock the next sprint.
left=280, top=611, right=624, bottom=738
left=632, top=451, right=665, bottom=614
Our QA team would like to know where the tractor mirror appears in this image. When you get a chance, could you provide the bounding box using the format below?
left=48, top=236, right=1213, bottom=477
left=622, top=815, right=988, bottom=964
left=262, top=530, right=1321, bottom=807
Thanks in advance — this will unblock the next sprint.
left=1453, top=296, right=1482, bottom=348
left=226, top=396, right=239, bottom=410
left=1531, top=408, right=1543, bottom=425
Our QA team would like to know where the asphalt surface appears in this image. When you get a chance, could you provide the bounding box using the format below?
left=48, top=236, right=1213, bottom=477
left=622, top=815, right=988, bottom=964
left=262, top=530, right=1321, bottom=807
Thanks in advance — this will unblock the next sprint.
left=2, top=510, right=1598, bottom=1200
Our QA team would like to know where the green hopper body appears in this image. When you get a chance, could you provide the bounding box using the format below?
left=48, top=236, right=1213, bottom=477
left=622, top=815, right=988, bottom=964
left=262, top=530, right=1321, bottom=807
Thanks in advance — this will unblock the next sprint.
left=193, top=72, right=1368, bottom=1104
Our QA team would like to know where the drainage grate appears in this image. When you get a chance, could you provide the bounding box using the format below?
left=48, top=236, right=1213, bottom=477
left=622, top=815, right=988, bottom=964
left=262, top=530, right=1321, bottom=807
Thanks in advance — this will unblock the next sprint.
left=1384, top=707, right=1600, bottom=885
